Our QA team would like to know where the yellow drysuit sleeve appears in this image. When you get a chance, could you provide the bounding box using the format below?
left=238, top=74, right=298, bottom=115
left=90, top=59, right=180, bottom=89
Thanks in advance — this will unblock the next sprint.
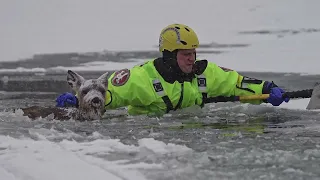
left=203, top=62, right=268, bottom=104
left=104, top=67, right=157, bottom=109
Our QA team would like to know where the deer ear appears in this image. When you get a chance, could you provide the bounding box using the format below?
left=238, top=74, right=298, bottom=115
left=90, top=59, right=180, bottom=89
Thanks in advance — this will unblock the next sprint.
left=67, top=70, right=85, bottom=91
left=97, top=72, right=109, bottom=88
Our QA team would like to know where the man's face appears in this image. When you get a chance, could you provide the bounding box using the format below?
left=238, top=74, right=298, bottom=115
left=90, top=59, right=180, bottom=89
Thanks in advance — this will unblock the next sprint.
left=176, top=49, right=196, bottom=73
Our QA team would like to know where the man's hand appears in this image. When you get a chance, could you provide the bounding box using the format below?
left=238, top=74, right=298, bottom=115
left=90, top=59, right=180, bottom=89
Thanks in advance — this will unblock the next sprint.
left=267, top=87, right=290, bottom=106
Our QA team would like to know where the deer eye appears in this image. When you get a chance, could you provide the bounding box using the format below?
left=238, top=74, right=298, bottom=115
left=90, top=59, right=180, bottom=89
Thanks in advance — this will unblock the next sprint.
left=98, top=87, right=106, bottom=94
left=82, top=89, right=89, bottom=95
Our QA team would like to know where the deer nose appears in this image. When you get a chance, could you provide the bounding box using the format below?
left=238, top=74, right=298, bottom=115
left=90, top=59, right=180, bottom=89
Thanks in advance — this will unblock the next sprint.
left=91, top=97, right=101, bottom=104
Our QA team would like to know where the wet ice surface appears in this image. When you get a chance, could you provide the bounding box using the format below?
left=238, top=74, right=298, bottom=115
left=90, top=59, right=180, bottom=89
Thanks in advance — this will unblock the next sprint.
left=1, top=56, right=320, bottom=180
left=1, top=59, right=320, bottom=180
left=1, top=96, right=320, bottom=180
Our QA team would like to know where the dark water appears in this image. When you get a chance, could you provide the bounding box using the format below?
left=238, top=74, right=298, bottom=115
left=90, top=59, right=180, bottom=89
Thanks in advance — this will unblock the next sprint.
left=1, top=50, right=320, bottom=180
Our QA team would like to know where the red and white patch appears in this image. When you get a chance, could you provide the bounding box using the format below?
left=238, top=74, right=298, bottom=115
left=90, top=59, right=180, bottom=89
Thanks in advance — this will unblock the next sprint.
left=219, top=66, right=233, bottom=72
left=111, top=69, right=130, bottom=86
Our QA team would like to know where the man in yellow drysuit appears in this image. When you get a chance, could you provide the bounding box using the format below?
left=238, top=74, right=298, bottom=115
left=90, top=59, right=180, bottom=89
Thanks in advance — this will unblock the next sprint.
left=56, top=23, right=290, bottom=116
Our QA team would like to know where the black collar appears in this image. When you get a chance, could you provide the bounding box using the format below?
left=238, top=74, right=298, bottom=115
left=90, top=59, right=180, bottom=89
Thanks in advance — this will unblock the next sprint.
left=153, top=57, right=195, bottom=83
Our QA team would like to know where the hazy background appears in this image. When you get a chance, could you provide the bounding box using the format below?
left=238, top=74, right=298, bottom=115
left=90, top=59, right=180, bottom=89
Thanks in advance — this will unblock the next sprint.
left=1, top=0, right=320, bottom=73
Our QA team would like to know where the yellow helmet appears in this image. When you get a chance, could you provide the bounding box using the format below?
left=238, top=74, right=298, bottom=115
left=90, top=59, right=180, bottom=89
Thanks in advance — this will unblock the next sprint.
left=159, top=24, right=199, bottom=52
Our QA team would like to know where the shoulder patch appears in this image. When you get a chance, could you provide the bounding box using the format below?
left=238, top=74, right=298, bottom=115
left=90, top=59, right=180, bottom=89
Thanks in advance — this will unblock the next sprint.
left=111, top=69, right=130, bottom=86
left=219, top=66, right=233, bottom=72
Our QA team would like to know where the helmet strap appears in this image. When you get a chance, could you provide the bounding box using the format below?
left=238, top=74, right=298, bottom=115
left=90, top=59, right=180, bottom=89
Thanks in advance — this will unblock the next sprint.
left=162, top=49, right=191, bottom=76
left=162, top=50, right=180, bottom=71
left=162, top=50, right=178, bottom=60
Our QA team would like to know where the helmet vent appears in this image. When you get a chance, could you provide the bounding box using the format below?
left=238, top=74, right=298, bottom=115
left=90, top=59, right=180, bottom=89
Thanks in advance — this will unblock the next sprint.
left=175, top=26, right=180, bottom=29
left=180, top=41, right=187, bottom=45
left=185, top=27, right=190, bottom=32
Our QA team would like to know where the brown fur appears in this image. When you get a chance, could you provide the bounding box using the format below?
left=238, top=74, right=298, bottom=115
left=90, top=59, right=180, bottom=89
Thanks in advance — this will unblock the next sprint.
left=20, top=106, right=75, bottom=120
